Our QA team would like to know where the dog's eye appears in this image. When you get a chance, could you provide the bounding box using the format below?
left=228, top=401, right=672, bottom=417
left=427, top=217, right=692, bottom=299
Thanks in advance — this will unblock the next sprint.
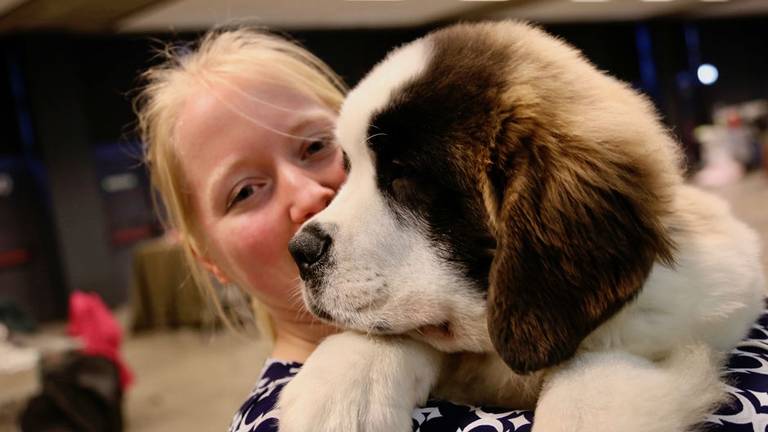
left=391, top=177, right=412, bottom=195
left=389, top=173, right=417, bottom=198
left=387, top=159, right=422, bottom=198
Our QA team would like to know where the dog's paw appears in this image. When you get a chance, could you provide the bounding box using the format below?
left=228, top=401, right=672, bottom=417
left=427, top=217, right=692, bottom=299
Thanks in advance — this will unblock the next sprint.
left=277, top=331, right=439, bottom=432
left=278, top=375, right=413, bottom=432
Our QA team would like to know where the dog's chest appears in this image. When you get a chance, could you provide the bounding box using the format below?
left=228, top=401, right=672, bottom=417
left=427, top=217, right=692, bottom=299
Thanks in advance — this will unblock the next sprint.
left=433, top=352, right=544, bottom=409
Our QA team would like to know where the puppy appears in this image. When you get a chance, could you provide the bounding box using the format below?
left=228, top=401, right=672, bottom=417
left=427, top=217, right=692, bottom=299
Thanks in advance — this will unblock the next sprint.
left=279, top=21, right=765, bottom=432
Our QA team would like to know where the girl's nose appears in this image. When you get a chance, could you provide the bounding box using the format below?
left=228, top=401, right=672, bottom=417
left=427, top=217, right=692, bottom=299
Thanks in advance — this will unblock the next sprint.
left=286, top=170, right=335, bottom=225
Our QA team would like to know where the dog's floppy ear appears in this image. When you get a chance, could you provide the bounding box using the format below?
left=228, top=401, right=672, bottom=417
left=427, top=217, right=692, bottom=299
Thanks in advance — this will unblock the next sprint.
left=486, top=127, right=675, bottom=374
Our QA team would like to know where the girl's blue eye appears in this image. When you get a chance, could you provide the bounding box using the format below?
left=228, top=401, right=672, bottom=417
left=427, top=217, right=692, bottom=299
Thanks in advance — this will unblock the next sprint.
left=303, top=136, right=333, bottom=159
left=227, top=184, right=255, bottom=210
left=307, top=140, right=325, bottom=154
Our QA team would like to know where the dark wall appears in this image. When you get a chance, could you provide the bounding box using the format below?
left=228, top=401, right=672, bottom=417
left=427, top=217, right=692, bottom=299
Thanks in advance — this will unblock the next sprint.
left=0, top=34, right=161, bottom=319
left=0, top=16, right=765, bottom=321
left=696, top=18, right=768, bottom=107
left=650, top=18, right=767, bottom=163
left=0, top=47, right=23, bottom=156
left=0, top=42, right=65, bottom=322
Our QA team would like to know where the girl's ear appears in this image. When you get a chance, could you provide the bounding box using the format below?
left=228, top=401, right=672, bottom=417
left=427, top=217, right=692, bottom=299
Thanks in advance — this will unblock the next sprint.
left=193, top=249, right=231, bottom=285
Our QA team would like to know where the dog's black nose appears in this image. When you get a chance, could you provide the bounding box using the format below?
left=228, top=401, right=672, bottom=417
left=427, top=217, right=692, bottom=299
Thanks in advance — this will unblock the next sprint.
left=289, top=223, right=332, bottom=270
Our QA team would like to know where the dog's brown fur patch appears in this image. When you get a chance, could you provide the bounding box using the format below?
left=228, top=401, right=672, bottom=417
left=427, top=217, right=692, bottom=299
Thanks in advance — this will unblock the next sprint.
left=429, top=23, right=679, bottom=373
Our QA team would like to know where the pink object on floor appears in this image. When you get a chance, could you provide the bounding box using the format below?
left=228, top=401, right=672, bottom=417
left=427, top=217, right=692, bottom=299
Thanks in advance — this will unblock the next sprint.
left=67, top=291, right=134, bottom=390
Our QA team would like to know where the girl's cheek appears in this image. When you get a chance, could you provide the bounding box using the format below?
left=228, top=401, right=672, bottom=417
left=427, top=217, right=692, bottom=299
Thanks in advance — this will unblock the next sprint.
left=232, top=218, right=287, bottom=265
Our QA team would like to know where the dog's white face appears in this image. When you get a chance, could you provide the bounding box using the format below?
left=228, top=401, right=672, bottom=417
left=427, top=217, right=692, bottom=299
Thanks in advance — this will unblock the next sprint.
left=289, top=22, right=680, bottom=372
left=289, top=38, right=494, bottom=353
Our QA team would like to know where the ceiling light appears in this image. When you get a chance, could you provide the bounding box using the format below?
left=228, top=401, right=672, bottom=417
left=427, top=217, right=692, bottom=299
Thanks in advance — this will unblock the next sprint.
left=697, top=64, right=719, bottom=86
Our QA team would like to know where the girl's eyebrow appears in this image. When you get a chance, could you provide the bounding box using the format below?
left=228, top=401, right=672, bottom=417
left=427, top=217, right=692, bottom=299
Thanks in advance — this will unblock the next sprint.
left=287, top=109, right=336, bottom=137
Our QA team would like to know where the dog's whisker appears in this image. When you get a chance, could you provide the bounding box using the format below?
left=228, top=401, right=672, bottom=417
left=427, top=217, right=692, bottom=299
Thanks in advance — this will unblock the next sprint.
left=366, top=131, right=387, bottom=141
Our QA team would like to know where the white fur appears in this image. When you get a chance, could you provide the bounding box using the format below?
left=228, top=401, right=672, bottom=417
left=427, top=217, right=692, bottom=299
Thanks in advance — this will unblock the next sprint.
left=583, top=186, right=765, bottom=360
left=310, top=36, right=492, bottom=353
left=533, top=345, right=726, bottom=432
left=278, top=332, right=441, bottom=432
left=335, top=37, right=432, bottom=172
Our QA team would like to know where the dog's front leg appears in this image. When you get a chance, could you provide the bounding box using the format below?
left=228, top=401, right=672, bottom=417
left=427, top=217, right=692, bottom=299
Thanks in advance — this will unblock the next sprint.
left=278, top=331, right=442, bottom=432
left=533, top=345, right=726, bottom=432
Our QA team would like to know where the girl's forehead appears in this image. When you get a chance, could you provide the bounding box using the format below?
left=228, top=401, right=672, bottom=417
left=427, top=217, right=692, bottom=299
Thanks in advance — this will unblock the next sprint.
left=175, top=82, right=329, bottom=176
left=178, top=76, right=329, bottom=131
left=172, top=77, right=335, bottom=173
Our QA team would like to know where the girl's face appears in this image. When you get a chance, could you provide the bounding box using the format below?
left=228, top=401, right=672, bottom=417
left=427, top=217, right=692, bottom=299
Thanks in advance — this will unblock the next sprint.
left=174, top=79, right=346, bottom=310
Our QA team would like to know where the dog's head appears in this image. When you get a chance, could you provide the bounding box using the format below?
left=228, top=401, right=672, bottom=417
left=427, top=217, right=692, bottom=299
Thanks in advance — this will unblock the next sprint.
left=289, top=22, right=681, bottom=373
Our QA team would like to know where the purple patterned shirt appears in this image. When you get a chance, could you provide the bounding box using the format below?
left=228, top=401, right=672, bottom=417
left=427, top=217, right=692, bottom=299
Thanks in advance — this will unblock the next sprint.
left=229, top=310, right=768, bottom=432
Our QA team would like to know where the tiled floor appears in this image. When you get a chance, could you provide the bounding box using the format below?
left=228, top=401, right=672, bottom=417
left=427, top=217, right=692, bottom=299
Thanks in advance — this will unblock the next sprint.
left=2, top=172, right=766, bottom=432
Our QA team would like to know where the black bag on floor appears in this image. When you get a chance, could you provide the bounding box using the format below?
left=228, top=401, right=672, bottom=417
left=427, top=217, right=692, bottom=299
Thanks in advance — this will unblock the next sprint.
left=19, top=351, right=123, bottom=432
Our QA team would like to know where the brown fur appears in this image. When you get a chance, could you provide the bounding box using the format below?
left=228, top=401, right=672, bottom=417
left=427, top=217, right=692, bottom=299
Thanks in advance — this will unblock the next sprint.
left=425, top=23, right=680, bottom=373
left=487, top=121, right=676, bottom=373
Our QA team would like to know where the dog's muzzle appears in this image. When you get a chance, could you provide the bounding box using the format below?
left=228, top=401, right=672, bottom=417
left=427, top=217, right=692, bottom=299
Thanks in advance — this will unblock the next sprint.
left=289, top=222, right=332, bottom=282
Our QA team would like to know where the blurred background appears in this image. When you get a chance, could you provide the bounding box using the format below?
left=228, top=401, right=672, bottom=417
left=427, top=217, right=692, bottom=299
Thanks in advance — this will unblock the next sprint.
left=0, top=0, right=766, bottom=431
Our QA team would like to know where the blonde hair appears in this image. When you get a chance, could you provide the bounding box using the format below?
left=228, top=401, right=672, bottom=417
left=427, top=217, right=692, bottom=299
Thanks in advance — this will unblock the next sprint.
left=134, top=27, right=346, bottom=340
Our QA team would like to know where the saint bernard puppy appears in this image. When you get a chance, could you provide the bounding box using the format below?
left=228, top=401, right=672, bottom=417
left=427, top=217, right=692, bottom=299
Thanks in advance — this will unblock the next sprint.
left=279, top=21, right=765, bottom=432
